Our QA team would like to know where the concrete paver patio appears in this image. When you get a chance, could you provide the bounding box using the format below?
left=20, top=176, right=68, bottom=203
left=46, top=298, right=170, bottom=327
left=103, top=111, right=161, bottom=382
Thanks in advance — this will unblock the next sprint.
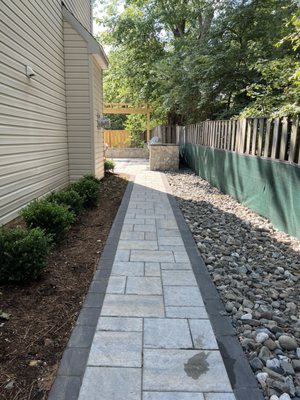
left=78, top=160, right=236, bottom=400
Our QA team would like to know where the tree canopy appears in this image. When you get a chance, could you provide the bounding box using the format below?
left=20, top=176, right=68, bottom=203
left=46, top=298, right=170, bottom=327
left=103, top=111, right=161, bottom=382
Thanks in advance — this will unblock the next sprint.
left=95, top=0, right=299, bottom=123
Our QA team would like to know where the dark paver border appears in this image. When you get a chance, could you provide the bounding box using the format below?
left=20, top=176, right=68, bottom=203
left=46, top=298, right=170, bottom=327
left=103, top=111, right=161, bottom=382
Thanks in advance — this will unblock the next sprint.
left=162, top=174, right=264, bottom=400
left=48, top=179, right=134, bottom=400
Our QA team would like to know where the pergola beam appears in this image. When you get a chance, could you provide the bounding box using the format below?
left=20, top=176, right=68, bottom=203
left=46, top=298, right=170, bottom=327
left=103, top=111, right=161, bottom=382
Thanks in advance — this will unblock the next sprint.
left=104, top=103, right=152, bottom=141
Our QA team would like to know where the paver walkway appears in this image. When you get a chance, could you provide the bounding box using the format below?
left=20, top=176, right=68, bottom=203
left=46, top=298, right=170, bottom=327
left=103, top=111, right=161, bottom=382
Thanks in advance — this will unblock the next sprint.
left=77, top=160, right=236, bottom=400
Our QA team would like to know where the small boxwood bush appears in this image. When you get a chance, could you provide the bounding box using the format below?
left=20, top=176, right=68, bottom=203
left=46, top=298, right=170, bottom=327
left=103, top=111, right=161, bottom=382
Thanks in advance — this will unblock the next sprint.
left=0, top=227, right=51, bottom=282
left=21, top=200, right=75, bottom=242
left=104, top=159, right=115, bottom=172
left=83, top=174, right=101, bottom=185
left=47, top=190, right=83, bottom=216
left=70, top=178, right=100, bottom=208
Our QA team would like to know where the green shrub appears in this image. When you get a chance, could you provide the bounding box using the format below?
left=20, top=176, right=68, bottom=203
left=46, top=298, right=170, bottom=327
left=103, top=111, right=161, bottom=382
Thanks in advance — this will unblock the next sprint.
left=83, top=174, right=102, bottom=185
left=104, top=159, right=115, bottom=172
left=47, top=190, right=83, bottom=216
left=70, top=178, right=100, bottom=208
left=0, top=227, right=51, bottom=282
left=21, top=200, right=75, bottom=242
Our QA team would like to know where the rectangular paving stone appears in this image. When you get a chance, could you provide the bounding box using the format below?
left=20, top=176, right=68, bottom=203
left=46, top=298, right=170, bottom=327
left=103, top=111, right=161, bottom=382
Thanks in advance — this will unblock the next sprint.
left=111, top=261, right=144, bottom=276
left=122, top=224, right=133, bottom=232
left=76, top=307, right=100, bottom=326
left=134, top=224, right=157, bottom=232
left=49, top=376, right=81, bottom=400
left=97, top=316, right=143, bottom=332
left=145, top=232, right=157, bottom=241
left=157, top=220, right=178, bottom=229
left=124, top=218, right=145, bottom=225
left=145, top=262, right=161, bottom=276
left=205, top=394, right=236, bottom=400
left=164, top=286, right=204, bottom=307
left=174, top=252, right=190, bottom=262
left=120, top=231, right=145, bottom=240
left=106, top=276, right=126, bottom=294
left=78, top=367, right=141, bottom=400
left=161, top=262, right=192, bottom=270
left=131, top=250, right=174, bottom=262
left=58, top=348, right=89, bottom=376
left=114, top=250, right=130, bottom=261
left=101, top=294, right=165, bottom=317
left=126, top=277, right=162, bottom=295
left=144, top=318, right=192, bottom=349
left=143, top=393, right=205, bottom=400
left=189, top=320, right=219, bottom=350
left=162, top=270, right=197, bottom=286
left=157, top=229, right=181, bottom=237
left=143, top=349, right=232, bottom=392
left=158, top=237, right=184, bottom=246
left=87, top=331, right=142, bottom=367
left=159, top=245, right=186, bottom=252
left=118, top=240, right=158, bottom=250
left=68, top=326, right=95, bottom=348
left=166, top=307, right=208, bottom=319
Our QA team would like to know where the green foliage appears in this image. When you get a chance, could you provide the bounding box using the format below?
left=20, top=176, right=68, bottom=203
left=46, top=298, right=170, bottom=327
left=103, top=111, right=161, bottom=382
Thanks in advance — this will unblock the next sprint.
left=242, top=8, right=300, bottom=117
left=0, top=227, right=51, bottom=282
left=83, top=175, right=102, bottom=185
left=21, top=200, right=75, bottom=242
left=124, top=115, right=145, bottom=147
left=70, top=177, right=100, bottom=208
left=96, top=0, right=297, bottom=122
left=104, top=158, right=116, bottom=172
left=47, top=190, right=83, bottom=216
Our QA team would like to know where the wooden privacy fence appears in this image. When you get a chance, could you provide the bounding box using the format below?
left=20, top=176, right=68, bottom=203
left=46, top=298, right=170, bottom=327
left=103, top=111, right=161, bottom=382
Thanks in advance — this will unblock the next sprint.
left=151, top=125, right=179, bottom=144
left=178, top=116, right=300, bottom=165
left=104, top=130, right=130, bottom=148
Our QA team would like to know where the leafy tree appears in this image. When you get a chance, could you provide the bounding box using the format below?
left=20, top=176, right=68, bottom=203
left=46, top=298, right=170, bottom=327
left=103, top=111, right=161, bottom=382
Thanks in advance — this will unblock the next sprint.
left=95, top=0, right=298, bottom=122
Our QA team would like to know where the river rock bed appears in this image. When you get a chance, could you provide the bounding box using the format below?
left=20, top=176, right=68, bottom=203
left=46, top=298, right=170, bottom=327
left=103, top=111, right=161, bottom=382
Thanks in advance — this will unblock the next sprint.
left=166, top=168, right=300, bottom=400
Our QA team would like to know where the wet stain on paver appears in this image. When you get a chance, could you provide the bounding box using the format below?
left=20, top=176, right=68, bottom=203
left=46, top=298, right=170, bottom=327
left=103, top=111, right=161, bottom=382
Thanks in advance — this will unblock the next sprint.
left=184, top=352, right=209, bottom=379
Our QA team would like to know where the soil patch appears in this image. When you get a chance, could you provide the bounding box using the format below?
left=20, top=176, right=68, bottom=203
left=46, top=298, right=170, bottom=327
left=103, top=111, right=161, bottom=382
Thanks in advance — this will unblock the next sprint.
left=0, top=173, right=128, bottom=400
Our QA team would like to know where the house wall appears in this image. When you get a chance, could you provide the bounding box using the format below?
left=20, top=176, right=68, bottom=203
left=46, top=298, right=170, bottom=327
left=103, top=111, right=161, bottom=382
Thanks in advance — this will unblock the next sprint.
left=64, top=20, right=92, bottom=182
left=91, top=57, right=104, bottom=179
left=0, top=0, right=93, bottom=225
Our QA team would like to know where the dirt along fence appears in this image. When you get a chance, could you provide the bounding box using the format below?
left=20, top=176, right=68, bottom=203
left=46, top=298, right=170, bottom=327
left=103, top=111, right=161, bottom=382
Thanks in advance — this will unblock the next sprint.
left=154, top=117, right=300, bottom=239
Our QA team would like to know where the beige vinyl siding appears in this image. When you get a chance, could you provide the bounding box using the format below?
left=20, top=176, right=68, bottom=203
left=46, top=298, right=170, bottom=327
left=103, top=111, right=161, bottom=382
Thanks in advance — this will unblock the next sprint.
left=64, top=21, right=92, bottom=182
left=64, top=0, right=92, bottom=32
left=0, top=0, right=98, bottom=225
left=91, top=57, right=104, bottom=178
left=0, top=0, right=69, bottom=225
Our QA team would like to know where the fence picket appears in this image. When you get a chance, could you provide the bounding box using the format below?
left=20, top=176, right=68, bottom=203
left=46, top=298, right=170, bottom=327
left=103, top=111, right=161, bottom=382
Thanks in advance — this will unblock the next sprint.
left=257, top=118, right=265, bottom=156
left=245, top=119, right=252, bottom=154
left=279, top=117, right=288, bottom=161
left=271, top=118, right=280, bottom=159
left=263, top=120, right=271, bottom=157
left=289, top=117, right=299, bottom=163
left=251, top=118, right=258, bottom=155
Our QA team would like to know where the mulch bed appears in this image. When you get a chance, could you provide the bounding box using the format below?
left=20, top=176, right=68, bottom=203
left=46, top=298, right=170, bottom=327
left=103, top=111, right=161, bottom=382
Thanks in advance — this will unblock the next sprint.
left=0, top=173, right=128, bottom=400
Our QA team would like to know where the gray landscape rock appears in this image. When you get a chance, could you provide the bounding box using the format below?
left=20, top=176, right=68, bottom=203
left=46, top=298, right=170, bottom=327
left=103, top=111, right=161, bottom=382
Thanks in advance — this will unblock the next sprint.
left=279, top=336, right=298, bottom=351
left=166, top=170, right=300, bottom=400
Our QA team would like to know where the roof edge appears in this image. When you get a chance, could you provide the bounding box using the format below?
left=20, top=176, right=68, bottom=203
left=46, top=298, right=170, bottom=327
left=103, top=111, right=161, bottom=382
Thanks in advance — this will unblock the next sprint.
left=62, top=4, right=108, bottom=69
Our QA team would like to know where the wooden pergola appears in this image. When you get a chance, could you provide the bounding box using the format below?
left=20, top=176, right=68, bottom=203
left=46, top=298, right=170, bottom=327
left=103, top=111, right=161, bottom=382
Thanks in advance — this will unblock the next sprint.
left=103, top=103, right=152, bottom=142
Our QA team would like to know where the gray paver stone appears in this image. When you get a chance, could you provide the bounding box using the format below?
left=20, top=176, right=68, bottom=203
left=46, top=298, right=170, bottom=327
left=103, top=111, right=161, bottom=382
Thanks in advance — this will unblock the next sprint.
left=87, top=331, right=142, bottom=367
left=144, top=318, right=193, bottom=349
left=143, top=349, right=233, bottom=392
left=126, top=277, right=162, bottom=295
left=164, top=286, right=204, bottom=307
left=78, top=367, right=141, bottom=400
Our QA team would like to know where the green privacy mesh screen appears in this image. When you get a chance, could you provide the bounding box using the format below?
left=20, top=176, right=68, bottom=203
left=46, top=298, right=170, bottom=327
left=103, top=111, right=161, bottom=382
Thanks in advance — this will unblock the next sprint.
left=181, top=144, right=300, bottom=240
